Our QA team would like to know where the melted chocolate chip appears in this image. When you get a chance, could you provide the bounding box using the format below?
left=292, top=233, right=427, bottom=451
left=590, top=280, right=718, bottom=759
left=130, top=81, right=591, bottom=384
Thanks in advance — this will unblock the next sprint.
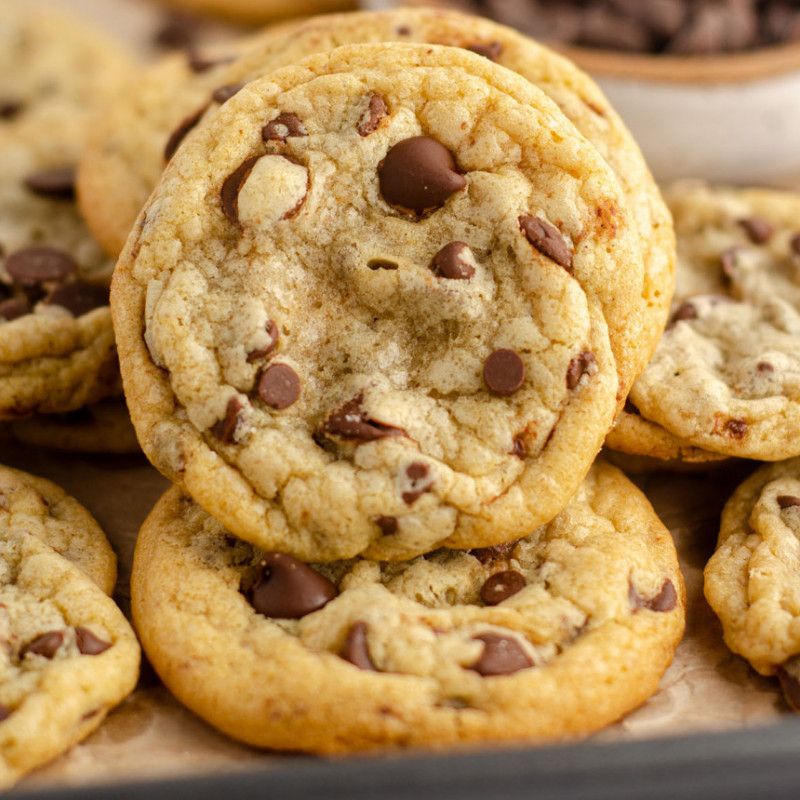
left=629, top=579, right=678, bottom=612
left=430, top=241, right=476, bottom=280
left=245, top=553, right=337, bottom=619
left=45, top=282, right=109, bottom=316
left=6, top=246, right=77, bottom=286
left=469, top=541, right=518, bottom=565
left=0, top=100, right=22, bottom=120
left=339, top=621, right=377, bottom=670
left=246, top=320, right=279, bottom=362
left=469, top=633, right=532, bottom=676
left=519, top=215, right=573, bottom=270
left=320, top=395, right=406, bottom=442
left=467, top=41, right=503, bottom=60
left=212, top=83, right=244, bottom=105
left=357, top=94, right=388, bottom=137
left=76, top=627, right=111, bottom=656
left=738, top=216, right=774, bottom=245
left=566, top=351, right=596, bottom=390
left=375, top=515, right=398, bottom=535
left=725, top=418, right=747, bottom=439
left=0, top=297, right=29, bottom=321
left=258, top=363, right=301, bottom=410
left=402, top=462, right=433, bottom=505
left=164, top=104, right=209, bottom=162
left=21, top=630, right=63, bottom=659
left=262, top=113, right=307, bottom=143
left=778, top=495, right=800, bottom=509
left=24, top=167, right=76, bottom=200
left=480, top=570, right=526, bottom=606
left=221, top=156, right=260, bottom=225
left=484, top=349, right=525, bottom=396
left=378, top=136, right=466, bottom=216
left=211, top=396, right=244, bottom=444
left=367, top=259, right=398, bottom=271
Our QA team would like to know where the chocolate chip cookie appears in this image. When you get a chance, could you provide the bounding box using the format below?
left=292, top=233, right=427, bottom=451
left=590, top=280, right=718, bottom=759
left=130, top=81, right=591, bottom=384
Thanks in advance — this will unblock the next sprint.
left=705, top=458, right=800, bottom=711
left=0, top=2, right=132, bottom=419
left=80, top=7, right=673, bottom=384
left=113, top=42, right=647, bottom=560
left=132, top=461, right=684, bottom=751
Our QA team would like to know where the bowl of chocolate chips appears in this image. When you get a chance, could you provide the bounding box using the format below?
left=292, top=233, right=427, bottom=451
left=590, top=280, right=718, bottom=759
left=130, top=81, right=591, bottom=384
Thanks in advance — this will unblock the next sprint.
left=381, top=0, right=800, bottom=187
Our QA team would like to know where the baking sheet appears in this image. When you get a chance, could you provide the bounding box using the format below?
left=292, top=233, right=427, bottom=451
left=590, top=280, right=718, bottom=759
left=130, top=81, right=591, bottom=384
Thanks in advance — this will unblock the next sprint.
left=5, top=0, right=793, bottom=790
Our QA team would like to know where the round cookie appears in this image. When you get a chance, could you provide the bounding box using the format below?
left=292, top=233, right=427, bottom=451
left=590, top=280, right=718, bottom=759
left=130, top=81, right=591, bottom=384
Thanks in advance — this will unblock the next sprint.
left=112, top=42, right=646, bottom=561
left=159, top=0, right=356, bottom=25
left=80, top=7, right=673, bottom=385
left=0, top=528, right=139, bottom=789
left=9, top=400, right=140, bottom=455
left=132, top=461, right=685, bottom=752
left=704, top=458, right=800, bottom=709
left=0, top=2, right=132, bottom=419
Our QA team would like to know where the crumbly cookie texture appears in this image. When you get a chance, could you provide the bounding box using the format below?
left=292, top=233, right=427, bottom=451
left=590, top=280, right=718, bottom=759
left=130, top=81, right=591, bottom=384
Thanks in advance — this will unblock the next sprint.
left=82, top=8, right=672, bottom=388
left=0, top=2, right=131, bottom=419
left=704, top=458, right=800, bottom=710
left=0, top=465, right=116, bottom=595
left=113, top=42, right=646, bottom=561
left=132, top=461, right=684, bottom=752
left=613, top=181, right=800, bottom=462
left=0, top=529, right=139, bottom=789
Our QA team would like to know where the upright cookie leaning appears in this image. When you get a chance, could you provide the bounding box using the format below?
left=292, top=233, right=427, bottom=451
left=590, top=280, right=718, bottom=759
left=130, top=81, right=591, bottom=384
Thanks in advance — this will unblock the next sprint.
left=132, top=461, right=685, bottom=751
left=113, top=43, right=646, bottom=561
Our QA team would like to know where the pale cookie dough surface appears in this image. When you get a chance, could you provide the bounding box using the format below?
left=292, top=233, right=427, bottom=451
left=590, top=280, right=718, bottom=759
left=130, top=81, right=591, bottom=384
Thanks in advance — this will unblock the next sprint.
left=82, top=7, right=672, bottom=388
left=113, top=42, right=645, bottom=561
left=0, top=2, right=132, bottom=419
left=0, top=529, right=139, bottom=789
left=132, top=461, right=685, bottom=752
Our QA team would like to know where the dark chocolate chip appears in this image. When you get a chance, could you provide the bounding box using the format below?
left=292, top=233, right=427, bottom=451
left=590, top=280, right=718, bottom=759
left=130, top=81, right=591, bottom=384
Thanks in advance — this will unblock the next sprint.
left=247, top=320, right=279, bottom=362
left=778, top=664, right=800, bottom=711
left=45, top=282, right=109, bottom=316
left=375, top=515, right=398, bottom=535
left=24, top=167, right=76, bottom=200
left=791, top=233, right=800, bottom=255
left=624, top=398, right=640, bottom=415
left=629, top=579, right=678, bottom=613
left=339, top=621, right=377, bottom=670
left=6, top=246, right=77, bottom=286
left=0, top=100, right=23, bottom=120
left=566, top=351, right=596, bottom=390
left=720, top=246, right=740, bottom=281
left=21, top=630, right=64, bottom=659
left=378, top=136, right=466, bottom=216
left=212, top=82, right=244, bottom=105
left=211, top=396, right=244, bottom=444
left=258, top=363, right=301, bottom=410
left=320, top=395, right=406, bottom=442
left=75, top=627, right=111, bottom=656
left=756, top=361, right=774, bottom=374
left=467, top=41, right=503, bottom=60
left=778, top=495, right=800, bottom=509
left=367, top=259, right=398, bottom=271
left=402, top=461, right=433, bottom=505
left=164, top=104, right=208, bottom=162
left=511, top=435, right=526, bottom=459
left=725, top=418, right=747, bottom=439
left=430, top=241, right=476, bottom=280
left=519, top=215, right=573, bottom=270
left=484, top=349, right=525, bottom=396
left=357, top=94, right=388, bottom=137
left=738, top=216, right=774, bottom=244
left=245, top=553, right=337, bottom=619
left=0, top=297, right=29, bottom=321
left=0, top=704, right=11, bottom=722
left=469, top=632, right=532, bottom=676
left=480, top=570, right=526, bottom=605
left=396, top=25, right=412, bottom=35
left=221, top=156, right=260, bottom=225
left=262, top=113, right=307, bottom=143
left=187, top=51, right=234, bottom=73
left=469, top=541, right=517, bottom=565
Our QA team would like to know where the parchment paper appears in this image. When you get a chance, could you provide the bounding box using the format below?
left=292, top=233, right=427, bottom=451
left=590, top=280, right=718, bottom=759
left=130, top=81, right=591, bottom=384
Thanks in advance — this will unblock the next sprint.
left=4, top=0, right=792, bottom=790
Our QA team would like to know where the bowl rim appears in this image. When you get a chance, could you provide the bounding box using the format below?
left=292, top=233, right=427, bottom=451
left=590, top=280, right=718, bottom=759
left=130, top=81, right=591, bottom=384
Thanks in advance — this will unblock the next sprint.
left=556, top=40, right=800, bottom=84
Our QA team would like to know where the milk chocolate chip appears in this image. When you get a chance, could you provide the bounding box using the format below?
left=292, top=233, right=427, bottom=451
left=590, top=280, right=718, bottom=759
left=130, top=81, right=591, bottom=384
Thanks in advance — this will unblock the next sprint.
left=320, top=395, right=406, bottom=442
left=76, top=627, right=111, bottom=656
left=430, top=241, right=476, bottom=280
left=45, top=282, right=109, bottom=316
left=164, top=104, right=208, bottom=161
left=480, top=570, right=526, bottom=605
left=469, top=541, right=517, bottom=565
left=467, top=41, right=503, bottom=60
left=738, top=216, right=774, bottom=244
left=566, top=351, right=596, bottom=390
left=484, top=349, right=525, bottom=396
left=778, top=495, right=800, bottom=509
left=519, top=215, right=573, bottom=270
left=221, top=156, right=260, bottom=225
left=375, top=515, right=398, bottom=535
left=21, top=630, right=63, bottom=659
left=211, top=396, right=244, bottom=444
left=6, top=247, right=76, bottom=286
left=212, top=83, right=244, bottom=104
left=629, top=579, right=678, bottom=612
left=402, top=462, right=434, bottom=505
left=262, top=113, right=307, bottom=142
left=357, top=94, right=388, bottom=136
left=0, top=297, right=29, bottom=321
left=470, top=632, right=532, bottom=676
left=258, top=363, right=301, bottom=410
left=246, top=320, right=279, bottom=362
left=340, top=621, right=377, bottom=670
left=24, top=167, right=76, bottom=200
left=0, top=100, right=22, bottom=120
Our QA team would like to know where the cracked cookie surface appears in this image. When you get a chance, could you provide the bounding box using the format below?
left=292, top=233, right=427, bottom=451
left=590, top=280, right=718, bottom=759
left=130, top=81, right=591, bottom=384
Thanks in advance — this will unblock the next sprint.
left=132, top=461, right=684, bottom=751
left=113, top=42, right=645, bottom=560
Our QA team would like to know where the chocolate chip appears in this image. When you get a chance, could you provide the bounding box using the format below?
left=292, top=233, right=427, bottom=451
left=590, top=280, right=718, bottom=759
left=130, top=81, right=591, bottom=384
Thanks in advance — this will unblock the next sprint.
left=720, top=246, right=741, bottom=281
left=518, top=215, right=573, bottom=270
left=566, top=351, right=596, bottom=390
left=0, top=100, right=23, bottom=120
left=757, top=361, right=774, bottom=374
left=367, top=259, right=398, bottom=271
left=778, top=663, right=800, bottom=711
left=467, top=41, right=502, bottom=60
left=212, top=83, right=244, bottom=105
left=480, top=570, right=526, bottom=605
left=511, top=435, right=526, bottom=458
left=725, top=418, right=747, bottom=439
left=211, top=397, right=244, bottom=444
left=629, top=579, right=678, bottom=613
left=778, top=495, right=800, bottom=509
left=164, top=104, right=208, bottom=162
left=245, top=553, right=337, bottom=619
left=791, top=233, right=800, bottom=255
left=24, top=167, right=76, bottom=200
left=430, top=241, right=476, bottom=280
left=624, top=398, right=640, bottom=415
left=671, top=300, right=698, bottom=325
left=247, top=320, right=279, bottom=362
left=378, top=136, right=466, bottom=216
left=153, top=11, right=198, bottom=50
left=262, top=113, right=307, bottom=143
left=357, top=94, right=389, bottom=137
left=396, top=25, right=412, bottom=35
left=402, top=462, right=433, bottom=505
left=469, top=541, right=517, bottom=565
left=6, top=246, right=77, bottom=286
left=220, top=156, right=260, bottom=225
left=339, top=621, right=376, bottom=670
left=75, top=627, right=111, bottom=656
left=484, top=349, right=525, bottom=396
left=21, top=630, right=63, bottom=659
left=375, top=515, right=398, bottom=535
left=469, top=632, right=532, bottom=676
left=258, top=363, right=301, bottom=410
left=0, top=297, right=29, bottom=321
left=45, top=282, right=109, bottom=316
left=0, top=704, right=11, bottom=722
left=187, top=51, right=234, bottom=73
left=738, top=216, right=774, bottom=244
left=320, top=395, right=406, bottom=442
